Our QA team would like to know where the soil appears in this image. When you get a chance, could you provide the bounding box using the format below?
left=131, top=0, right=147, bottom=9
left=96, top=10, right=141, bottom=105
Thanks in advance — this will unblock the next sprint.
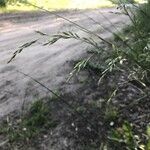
left=0, top=8, right=129, bottom=118
left=1, top=8, right=148, bottom=150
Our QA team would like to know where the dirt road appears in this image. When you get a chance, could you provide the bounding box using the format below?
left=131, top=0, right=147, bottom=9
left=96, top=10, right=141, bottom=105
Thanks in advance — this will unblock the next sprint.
left=0, top=8, right=128, bottom=117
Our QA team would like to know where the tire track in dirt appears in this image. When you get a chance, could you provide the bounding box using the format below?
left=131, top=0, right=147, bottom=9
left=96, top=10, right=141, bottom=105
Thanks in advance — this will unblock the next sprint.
left=0, top=8, right=129, bottom=117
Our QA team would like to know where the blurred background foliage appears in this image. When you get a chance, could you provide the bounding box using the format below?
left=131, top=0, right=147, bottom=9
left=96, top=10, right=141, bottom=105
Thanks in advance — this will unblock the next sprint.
left=0, top=0, right=115, bottom=12
left=0, top=0, right=145, bottom=12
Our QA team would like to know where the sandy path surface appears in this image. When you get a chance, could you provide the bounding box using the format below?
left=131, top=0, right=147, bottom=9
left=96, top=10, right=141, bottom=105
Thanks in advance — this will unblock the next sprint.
left=0, top=8, right=128, bottom=118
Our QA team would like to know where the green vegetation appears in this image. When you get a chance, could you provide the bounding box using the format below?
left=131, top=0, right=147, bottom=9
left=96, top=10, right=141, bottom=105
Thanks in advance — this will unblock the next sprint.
left=0, top=0, right=144, bottom=13
left=108, top=122, right=150, bottom=150
left=0, top=0, right=113, bottom=13
left=0, top=99, right=58, bottom=145
left=35, top=1, right=150, bottom=149
left=1, top=0, right=150, bottom=149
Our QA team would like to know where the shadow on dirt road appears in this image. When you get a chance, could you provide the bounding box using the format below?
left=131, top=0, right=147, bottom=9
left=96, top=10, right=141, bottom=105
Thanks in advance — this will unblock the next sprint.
left=0, top=8, right=128, bottom=117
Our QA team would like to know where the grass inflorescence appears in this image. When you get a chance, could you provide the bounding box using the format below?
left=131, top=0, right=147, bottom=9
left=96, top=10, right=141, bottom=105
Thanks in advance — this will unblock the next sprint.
left=3, top=0, right=150, bottom=149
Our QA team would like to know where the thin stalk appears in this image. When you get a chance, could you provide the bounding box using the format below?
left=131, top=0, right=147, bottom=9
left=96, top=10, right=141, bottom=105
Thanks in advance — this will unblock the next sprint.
left=84, top=11, right=137, bottom=58
left=17, top=70, right=102, bottom=138
left=98, top=9, right=120, bottom=33
left=26, top=1, right=113, bottom=46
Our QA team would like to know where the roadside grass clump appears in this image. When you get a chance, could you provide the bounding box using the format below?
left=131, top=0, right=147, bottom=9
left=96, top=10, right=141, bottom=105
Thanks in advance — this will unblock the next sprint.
left=111, top=1, right=150, bottom=88
left=0, top=99, right=58, bottom=145
left=42, top=1, right=150, bottom=149
left=107, top=122, right=150, bottom=150
left=30, top=0, right=150, bottom=90
left=6, top=0, right=150, bottom=149
left=63, top=98, right=120, bottom=149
